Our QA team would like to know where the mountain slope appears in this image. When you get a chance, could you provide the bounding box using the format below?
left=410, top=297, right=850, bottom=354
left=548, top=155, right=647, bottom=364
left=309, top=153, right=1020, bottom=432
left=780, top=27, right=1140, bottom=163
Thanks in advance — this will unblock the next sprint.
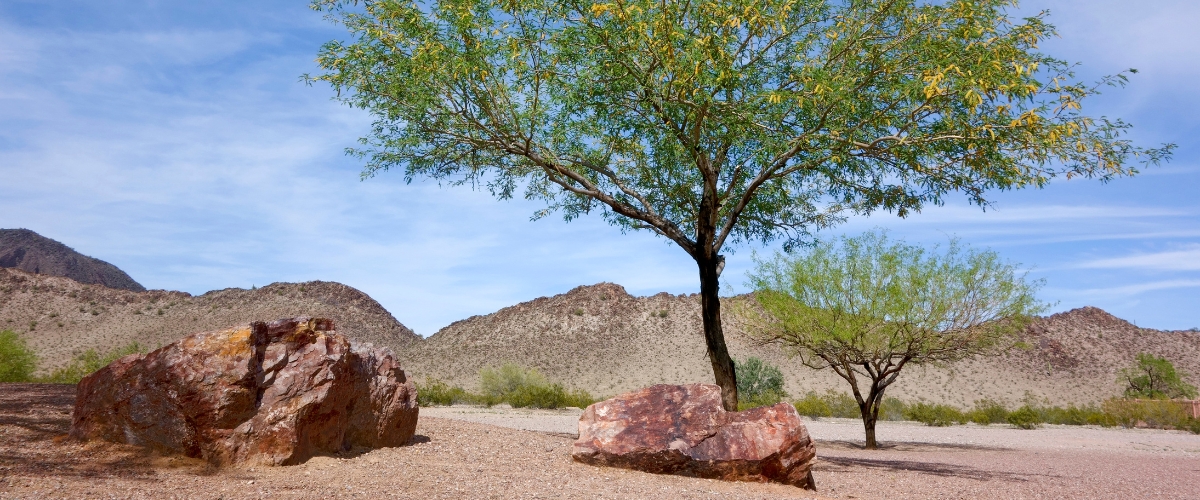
left=400, top=283, right=1200, bottom=407
left=0, top=268, right=419, bottom=373
left=0, top=229, right=146, bottom=292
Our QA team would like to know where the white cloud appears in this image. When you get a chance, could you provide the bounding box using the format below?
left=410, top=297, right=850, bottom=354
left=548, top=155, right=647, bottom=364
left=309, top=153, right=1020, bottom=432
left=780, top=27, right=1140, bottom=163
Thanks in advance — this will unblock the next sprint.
left=1077, top=246, right=1200, bottom=271
left=1072, top=279, right=1200, bottom=298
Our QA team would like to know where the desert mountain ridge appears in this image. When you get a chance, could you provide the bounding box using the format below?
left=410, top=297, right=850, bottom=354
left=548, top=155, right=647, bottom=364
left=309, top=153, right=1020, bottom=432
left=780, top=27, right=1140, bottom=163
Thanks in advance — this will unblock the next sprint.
left=4, top=270, right=1197, bottom=408
left=0, top=229, right=146, bottom=292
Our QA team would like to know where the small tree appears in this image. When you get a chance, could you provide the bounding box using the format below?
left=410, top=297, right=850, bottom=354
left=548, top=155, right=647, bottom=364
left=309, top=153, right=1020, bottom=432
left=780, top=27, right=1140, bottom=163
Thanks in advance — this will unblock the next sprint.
left=0, top=330, right=37, bottom=383
left=1120, top=353, right=1197, bottom=400
left=743, top=231, right=1044, bottom=449
left=311, top=0, right=1169, bottom=410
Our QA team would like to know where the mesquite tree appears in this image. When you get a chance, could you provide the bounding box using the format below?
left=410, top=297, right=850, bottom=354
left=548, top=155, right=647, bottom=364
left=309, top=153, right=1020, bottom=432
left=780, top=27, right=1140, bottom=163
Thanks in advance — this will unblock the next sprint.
left=744, top=231, right=1045, bottom=448
left=309, top=0, right=1170, bottom=410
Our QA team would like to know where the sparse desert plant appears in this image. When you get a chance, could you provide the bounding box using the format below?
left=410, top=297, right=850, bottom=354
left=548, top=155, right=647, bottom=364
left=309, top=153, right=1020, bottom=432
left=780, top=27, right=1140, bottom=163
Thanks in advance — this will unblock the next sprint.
left=904, top=402, right=965, bottom=427
left=477, top=362, right=595, bottom=409
left=0, top=330, right=37, bottom=382
left=416, top=377, right=476, bottom=407
left=1102, top=397, right=1190, bottom=430
left=734, top=357, right=788, bottom=409
left=793, top=390, right=861, bottom=419
left=966, top=398, right=1010, bottom=425
left=42, top=342, right=146, bottom=384
left=1006, top=405, right=1042, bottom=429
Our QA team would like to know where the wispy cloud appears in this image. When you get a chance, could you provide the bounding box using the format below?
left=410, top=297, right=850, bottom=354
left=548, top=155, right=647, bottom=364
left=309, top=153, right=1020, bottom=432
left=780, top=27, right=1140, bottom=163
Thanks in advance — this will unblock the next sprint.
left=1078, top=246, right=1200, bottom=271
left=1072, top=279, right=1200, bottom=298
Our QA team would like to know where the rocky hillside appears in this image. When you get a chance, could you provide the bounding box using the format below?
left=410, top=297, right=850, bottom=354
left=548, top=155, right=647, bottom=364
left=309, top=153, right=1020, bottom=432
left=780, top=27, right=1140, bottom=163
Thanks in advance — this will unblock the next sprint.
left=400, top=283, right=1200, bottom=407
left=0, top=268, right=419, bottom=373
left=0, top=229, right=146, bottom=292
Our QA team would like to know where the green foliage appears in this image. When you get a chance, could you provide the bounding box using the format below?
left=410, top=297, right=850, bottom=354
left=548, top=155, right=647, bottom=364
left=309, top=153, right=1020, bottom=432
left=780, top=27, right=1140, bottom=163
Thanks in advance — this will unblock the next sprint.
left=416, top=377, right=477, bottom=407
left=0, top=330, right=38, bottom=382
left=904, top=402, right=965, bottom=427
left=734, top=357, right=788, bottom=409
left=478, top=363, right=595, bottom=409
left=966, top=398, right=1009, bottom=425
left=42, top=342, right=145, bottom=384
left=792, top=390, right=861, bottom=419
left=1006, top=406, right=1043, bottom=430
left=1102, top=398, right=1191, bottom=430
left=1119, top=353, right=1198, bottom=400
left=878, top=397, right=909, bottom=421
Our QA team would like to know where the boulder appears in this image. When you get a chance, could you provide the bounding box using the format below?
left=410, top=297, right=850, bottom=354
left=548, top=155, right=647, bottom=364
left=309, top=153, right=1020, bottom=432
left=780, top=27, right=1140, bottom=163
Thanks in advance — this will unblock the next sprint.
left=70, top=317, right=418, bottom=466
left=572, top=383, right=816, bottom=489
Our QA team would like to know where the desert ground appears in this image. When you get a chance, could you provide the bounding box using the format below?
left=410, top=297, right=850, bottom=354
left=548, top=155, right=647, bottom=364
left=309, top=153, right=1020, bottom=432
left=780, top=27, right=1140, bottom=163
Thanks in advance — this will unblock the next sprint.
left=3, top=384, right=1198, bottom=499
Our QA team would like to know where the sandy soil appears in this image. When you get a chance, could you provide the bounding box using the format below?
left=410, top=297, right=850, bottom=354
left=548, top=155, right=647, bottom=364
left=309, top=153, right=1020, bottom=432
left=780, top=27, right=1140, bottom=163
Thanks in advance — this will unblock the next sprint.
left=3, top=384, right=1199, bottom=499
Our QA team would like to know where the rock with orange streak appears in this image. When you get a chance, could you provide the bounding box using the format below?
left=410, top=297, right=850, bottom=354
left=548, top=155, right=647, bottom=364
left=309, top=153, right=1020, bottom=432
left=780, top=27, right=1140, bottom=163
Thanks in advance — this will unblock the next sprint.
left=572, top=384, right=817, bottom=489
left=70, top=317, right=418, bottom=466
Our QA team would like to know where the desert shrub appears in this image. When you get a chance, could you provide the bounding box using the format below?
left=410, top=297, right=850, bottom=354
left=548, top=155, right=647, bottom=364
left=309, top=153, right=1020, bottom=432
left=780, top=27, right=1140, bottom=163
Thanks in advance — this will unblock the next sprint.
left=734, top=357, right=788, bottom=409
left=416, top=377, right=476, bottom=407
left=966, top=398, right=1010, bottom=425
left=1040, top=404, right=1111, bottom=426
left=1006, top=405, right=1042, bottom=429
left=792, top=390, right=860, bottom=418
left=904, top=402, right=965, bottom=427
left=477, top=363, right=594, bottom=409
left=0, top=330, right=37, bottom=382
left=42, top=342, right=145, bottom=384
left=1101, top=398, right=1190, bottom=429
left=878, top=397, right=908, bottom=421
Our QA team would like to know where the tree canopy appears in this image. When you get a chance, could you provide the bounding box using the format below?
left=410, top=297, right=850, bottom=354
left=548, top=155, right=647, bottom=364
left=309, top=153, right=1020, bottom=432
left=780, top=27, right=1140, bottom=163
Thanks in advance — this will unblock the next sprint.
left=1120, top=353, right=1198, bottom=400
left=743, top=230, right=1044, bottom=448
left=310, top=0, right=1170, bottom=410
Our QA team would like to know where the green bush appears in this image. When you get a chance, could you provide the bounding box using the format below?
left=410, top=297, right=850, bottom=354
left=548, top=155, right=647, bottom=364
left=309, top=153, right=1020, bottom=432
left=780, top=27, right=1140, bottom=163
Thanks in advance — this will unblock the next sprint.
left=0, top=330, right=38, bottom=382
left=416, top=377, right=476, bottom=406
left=476, top=363, right=595, bottom=409
left=1102, top=398, right=1190, bottom=430
left=966, top=398, right=1010, bottom=425
left=1007, top=405, right=1042, bottom=429
left=792, top=390, right=861, bottom=418
left=734, top=357, right=788, bottom=409
left=1119, top=353, right=1198, bottom=400
left=1040, top=404, right=1111, bottom=426
left=878, top=397, right=908, bottom=421
left=904, top=402, right=965, bottom=427
left=42, top=342, right=145, bottom=384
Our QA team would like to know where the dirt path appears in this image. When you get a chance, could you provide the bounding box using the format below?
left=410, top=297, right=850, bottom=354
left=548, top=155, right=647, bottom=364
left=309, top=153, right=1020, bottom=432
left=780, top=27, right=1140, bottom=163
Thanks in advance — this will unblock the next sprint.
left=4, top=384, right=1199, bottom=499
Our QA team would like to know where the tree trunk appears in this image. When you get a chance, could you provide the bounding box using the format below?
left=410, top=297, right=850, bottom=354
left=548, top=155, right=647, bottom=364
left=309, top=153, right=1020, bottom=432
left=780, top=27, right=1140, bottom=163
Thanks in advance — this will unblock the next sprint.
left=698, top=255, right=738, bottom=411
left=860, top=383, right=884, bottom=450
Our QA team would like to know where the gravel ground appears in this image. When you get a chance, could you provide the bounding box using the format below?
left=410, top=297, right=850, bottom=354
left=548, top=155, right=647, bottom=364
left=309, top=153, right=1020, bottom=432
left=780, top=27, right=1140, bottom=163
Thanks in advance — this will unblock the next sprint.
left=4, top=384, right=1199, bottom=499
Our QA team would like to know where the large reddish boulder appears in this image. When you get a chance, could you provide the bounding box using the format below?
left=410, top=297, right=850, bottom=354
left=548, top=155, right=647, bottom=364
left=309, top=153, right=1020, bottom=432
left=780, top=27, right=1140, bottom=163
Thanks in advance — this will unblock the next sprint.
left=572, top=384, right=816, bottom=489
left=70, top=317, right=418, bottom=466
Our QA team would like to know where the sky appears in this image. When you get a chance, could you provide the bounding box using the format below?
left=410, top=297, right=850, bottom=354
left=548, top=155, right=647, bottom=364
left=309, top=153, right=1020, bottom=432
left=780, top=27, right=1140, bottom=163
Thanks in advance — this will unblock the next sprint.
left=1, top=0, right=1197, bottom=335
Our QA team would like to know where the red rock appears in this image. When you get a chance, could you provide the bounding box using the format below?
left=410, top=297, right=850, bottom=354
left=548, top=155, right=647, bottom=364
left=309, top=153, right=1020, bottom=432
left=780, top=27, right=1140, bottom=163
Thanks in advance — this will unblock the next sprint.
left=572, top=384, right=816, bottom=489
left=70, top=317, right=418, bottom=466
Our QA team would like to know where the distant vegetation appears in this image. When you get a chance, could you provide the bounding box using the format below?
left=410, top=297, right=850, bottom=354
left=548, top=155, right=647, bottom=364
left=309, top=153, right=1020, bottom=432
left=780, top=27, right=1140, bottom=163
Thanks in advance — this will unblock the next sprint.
left=0, top=329, right=144, bottom=384
left=1120, top=353, right=1197, bottom=400
left=792, top=391, right=1200, bottom=434
left=417, top=363, right=595, bottom=410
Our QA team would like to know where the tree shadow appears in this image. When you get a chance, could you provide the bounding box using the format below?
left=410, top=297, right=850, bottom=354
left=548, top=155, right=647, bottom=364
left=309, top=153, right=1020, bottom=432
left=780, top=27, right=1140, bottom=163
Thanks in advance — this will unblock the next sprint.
left=816, top=454, right=1052, bottom=483
left=818, top=439, right=1013, bottom=452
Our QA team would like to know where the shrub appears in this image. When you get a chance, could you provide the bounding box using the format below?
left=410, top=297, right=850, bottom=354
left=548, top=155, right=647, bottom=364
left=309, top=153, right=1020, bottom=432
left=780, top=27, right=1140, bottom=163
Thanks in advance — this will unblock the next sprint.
left=416, top=377, right=475, bottom=407
left=966, top=398, right=1009, bottom=425
left=1007, top=405, right=1042, bottom=429
left=734, top=357, right=788, bottom=409
left=878, top=397, right=908, bottom=421
left=792, top=390, right=860, bottom=418
left=1040, top=404, right=1111, bottom=426
left=1101, top=398, right=1190, bottom=429
left=0, top=330, right=37, bottom=382
left=904, top=402, right=965, bottom=427
left=477, top=363, right=595, bottom=409
left=42, top=342, right=145, bottom=384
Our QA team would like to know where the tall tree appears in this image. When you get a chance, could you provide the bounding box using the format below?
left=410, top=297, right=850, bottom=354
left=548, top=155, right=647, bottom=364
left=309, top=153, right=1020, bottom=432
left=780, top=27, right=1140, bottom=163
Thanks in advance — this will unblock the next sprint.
left=1120, top=353, right=1198, bottom=400
left=743, top=231, right=1045, bottom=449
left=310, top=0, right=1171, bottom=410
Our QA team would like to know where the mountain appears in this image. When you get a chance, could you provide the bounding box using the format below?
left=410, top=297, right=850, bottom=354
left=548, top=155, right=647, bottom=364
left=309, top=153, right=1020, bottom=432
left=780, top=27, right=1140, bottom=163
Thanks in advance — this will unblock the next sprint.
left=0, top=229, right=145, bottom=292
left=0, top=268, right=419, bottom=373
left=3, top=271, right=1195, bottom=408
left=399, top=283, right=1200, bottom=407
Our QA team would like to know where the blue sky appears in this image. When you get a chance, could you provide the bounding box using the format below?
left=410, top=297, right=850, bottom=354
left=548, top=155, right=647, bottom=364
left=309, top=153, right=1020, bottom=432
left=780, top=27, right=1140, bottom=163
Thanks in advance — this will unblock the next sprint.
left=1, top=0, right=1197, bottom=334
